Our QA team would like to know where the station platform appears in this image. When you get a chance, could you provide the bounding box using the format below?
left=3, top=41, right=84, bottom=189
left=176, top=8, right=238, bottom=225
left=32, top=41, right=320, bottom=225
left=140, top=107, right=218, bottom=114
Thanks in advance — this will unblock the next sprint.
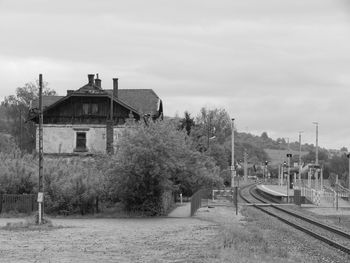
left=256, top=184, right=294, bottom=197
left=256, top=184, right=296, bottom=203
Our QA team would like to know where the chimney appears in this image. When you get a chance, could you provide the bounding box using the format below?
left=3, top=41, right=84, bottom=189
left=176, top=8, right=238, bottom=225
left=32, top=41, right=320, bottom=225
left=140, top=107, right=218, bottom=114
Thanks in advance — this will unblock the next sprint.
left=88, top=74, right=94, bottom=85
left=95, top=73, right=101, bottom=88
left=67, top=90, right=74, bottom=95
left=113, top=78, right=118, bottom=98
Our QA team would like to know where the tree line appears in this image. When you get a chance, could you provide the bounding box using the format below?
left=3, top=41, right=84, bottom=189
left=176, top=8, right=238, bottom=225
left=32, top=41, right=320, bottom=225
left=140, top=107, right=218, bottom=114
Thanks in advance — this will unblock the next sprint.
left=1, top=81, right=350, bottom=215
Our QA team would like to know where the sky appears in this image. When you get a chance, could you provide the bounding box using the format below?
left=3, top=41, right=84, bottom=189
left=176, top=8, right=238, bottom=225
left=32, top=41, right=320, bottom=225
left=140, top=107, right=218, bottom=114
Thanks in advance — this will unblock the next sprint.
left=1, top=0, right=350, bottom=150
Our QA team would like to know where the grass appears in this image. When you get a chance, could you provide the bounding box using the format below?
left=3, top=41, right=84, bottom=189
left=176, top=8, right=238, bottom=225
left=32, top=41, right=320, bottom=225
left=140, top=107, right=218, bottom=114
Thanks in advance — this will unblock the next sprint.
left=208, top=206, right=300, bottom=263
left=1, top=214, right=55, bottom=231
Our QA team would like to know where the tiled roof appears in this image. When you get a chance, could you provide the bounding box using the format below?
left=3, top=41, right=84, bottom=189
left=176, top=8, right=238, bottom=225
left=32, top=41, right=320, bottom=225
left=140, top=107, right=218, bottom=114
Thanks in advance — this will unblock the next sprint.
left=36, top=96, right=64, bottom=109
left=106, top=89, right=161, bottom=115
left=31, top=89, right=161, bottom=116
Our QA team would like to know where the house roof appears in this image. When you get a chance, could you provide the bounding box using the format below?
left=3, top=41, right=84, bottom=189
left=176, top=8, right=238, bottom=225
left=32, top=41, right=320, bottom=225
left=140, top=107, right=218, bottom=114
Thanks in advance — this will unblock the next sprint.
left=31, top=89, right=162, bottom=117
left=106, top=89, right=161, bottom=116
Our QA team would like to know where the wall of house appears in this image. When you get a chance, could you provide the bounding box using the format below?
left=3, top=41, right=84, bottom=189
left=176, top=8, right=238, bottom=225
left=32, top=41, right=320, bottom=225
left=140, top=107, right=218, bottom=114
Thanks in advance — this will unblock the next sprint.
left=36, top=124, right=125, bottom=154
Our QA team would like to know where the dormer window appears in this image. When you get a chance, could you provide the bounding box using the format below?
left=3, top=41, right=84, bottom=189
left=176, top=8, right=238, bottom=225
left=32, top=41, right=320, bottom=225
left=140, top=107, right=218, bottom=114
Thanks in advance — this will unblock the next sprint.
left=91, top=104, right=98, bottom=114
left=82, top=103, right=98, bottom=115
left=83, top=104, right=89, bottom=115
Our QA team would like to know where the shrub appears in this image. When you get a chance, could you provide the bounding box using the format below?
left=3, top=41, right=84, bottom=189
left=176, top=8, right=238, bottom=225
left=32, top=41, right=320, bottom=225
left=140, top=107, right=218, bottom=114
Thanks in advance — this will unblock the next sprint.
left=107, top=120, right=223, bottom=215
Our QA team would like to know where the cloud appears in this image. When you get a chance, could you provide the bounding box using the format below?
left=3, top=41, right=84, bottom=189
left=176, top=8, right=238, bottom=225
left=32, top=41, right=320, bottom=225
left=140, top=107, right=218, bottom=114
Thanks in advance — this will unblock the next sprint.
left=0, top=0, right=350, bottom=149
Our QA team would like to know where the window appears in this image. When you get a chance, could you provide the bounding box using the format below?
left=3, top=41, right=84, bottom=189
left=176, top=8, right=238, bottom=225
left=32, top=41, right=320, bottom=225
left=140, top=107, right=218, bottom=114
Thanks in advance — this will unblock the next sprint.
left=91, top=103, right=98, bottom=114
left=75, top=132, right=87, bottom=151
left=82, top=104, right=89, bottom=115
left=82, top=103, right=98, bottom=115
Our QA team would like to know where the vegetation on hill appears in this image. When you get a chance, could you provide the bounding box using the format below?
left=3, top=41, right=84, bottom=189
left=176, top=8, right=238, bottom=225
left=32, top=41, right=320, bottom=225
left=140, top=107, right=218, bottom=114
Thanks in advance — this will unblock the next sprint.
left=0, top=80, right=55, bottom=152
left=1, top=83, right=350, bottom=215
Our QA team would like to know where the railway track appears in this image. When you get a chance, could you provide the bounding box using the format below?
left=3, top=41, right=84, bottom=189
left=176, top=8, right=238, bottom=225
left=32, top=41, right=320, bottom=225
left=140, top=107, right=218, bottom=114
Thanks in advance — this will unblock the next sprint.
left=239, top=183, right=350, bottom=255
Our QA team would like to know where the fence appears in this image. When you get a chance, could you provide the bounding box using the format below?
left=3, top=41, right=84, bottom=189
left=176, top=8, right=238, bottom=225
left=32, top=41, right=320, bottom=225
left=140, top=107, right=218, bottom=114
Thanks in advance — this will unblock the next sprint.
left=0, top=194, right=36, bottom=214
left=190, top=189, right=210, bottom=216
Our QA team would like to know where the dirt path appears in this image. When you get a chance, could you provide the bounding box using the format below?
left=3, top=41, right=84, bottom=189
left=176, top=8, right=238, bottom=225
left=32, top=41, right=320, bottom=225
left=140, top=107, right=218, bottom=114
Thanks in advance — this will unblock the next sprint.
left=0, top=209, right=238, bottom=263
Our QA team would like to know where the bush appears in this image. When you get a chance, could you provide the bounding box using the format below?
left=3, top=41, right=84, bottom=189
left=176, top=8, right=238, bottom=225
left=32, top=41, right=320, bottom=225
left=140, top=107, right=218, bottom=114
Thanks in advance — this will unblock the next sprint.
left=107, top=120, right=223, bottom=215
left=43, top=157, right=102, bottom=215
left=0, top=150, right=37, bottom=194
left=0, top=151, right=103, bottom=215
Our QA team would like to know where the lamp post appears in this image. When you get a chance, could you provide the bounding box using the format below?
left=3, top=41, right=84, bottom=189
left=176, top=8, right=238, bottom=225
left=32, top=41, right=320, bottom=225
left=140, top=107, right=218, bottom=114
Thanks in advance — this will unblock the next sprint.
left=313, top=122, right=319, bottom=165
left=231, top=118, right=236, bottom=187
left=286, top=153, right=292, bottom=203
left=347, top=153, right=350, bottom=190
left=298, top=131, right=303, bottom=188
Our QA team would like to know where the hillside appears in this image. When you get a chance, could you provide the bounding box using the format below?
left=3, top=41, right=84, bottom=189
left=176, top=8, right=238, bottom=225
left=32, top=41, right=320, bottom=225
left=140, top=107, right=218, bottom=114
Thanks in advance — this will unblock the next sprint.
left=264, top=149, right=308, bottom=166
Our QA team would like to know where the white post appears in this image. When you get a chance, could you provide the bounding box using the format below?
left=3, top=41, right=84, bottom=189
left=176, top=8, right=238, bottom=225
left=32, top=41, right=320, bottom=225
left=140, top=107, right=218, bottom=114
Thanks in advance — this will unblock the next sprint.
left=320, top=168, right=323, bottom=191
left=38, top=203, right=42, bottom=224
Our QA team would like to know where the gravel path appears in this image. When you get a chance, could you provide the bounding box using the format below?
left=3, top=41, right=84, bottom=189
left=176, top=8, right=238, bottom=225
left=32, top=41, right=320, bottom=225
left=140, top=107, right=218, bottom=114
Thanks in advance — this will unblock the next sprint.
left=0, top=216, right=221, bottom=263
left=1, top=204, right=349, bottom=263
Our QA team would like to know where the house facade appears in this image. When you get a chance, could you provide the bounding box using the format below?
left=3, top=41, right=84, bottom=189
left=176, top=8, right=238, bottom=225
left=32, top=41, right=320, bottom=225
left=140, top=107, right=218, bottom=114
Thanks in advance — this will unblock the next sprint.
left=29, top=74, right=163, bottom=155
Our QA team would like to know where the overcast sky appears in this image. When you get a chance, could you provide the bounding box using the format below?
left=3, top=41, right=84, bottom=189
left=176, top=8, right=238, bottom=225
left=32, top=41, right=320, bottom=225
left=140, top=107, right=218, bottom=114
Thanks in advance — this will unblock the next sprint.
left=1, top=0, right=350, bottom=149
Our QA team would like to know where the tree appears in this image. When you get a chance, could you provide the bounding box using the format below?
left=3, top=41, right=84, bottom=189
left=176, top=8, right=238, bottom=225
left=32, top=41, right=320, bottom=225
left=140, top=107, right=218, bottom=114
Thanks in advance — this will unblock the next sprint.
left=261, top=132, right=269, bottom=140
left=340, top=147, right=348, bottom=152
left=107, top=120, right=223, bottom=215
left=179, top=111, right=195, bottom=135
left=191, top=107, right=231, bottom=152
left=1, top=81, right=56, bottom=152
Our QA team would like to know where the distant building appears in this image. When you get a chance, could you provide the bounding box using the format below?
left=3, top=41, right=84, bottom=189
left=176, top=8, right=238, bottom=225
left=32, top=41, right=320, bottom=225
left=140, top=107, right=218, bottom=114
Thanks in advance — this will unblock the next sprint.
left=28, top=74, right=163, bottom=155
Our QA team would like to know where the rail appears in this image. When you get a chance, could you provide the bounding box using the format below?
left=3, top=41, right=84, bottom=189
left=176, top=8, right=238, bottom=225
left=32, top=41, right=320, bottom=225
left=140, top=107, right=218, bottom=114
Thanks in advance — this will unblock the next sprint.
left=239, top=184, right=350, bottom=255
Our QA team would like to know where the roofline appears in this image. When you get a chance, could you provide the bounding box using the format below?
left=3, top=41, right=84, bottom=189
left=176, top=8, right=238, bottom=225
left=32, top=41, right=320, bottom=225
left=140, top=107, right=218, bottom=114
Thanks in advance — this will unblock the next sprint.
left=28, top=93, right=141, bottom=120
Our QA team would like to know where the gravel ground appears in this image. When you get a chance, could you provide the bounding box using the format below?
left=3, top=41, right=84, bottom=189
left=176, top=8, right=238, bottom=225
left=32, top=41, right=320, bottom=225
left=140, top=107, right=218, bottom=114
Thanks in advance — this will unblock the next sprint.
left=1, top=204, right=350, bottom=263
left=0, top=216, right=221, bottom=263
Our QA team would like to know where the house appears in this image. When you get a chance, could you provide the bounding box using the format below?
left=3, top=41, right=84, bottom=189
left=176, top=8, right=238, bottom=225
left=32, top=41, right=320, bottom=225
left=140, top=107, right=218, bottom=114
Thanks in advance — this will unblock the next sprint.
left=29, top=74, right=163, bottom=155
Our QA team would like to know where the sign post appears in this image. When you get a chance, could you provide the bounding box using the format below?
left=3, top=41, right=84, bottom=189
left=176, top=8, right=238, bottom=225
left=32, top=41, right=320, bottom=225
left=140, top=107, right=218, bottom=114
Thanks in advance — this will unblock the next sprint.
left=37, top=192, right=43, bottom=224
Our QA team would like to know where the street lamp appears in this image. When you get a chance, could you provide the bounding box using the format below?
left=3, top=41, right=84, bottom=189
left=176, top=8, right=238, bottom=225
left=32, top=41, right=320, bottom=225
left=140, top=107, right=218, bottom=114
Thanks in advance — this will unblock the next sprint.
left=286, top=153, right=292, bottom=203
left=312, top=122, right=319, bottom=165
left=206, top=114, right=215, bottom=150
left=347, top=153, right=350, bottom=190
left=231, top=118, right=236, bottom=187
left=298, top=131, right=303, bottom=187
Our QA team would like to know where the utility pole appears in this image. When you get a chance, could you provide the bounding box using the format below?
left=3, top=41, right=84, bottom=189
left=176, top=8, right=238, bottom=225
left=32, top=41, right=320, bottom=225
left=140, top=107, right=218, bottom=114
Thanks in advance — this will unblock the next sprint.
left=19, top=108, right=22, bottom=150
left=286, top=153, right=292, bottom=203
left=244, top=150, right=248, bottom=183
left=347, top=153, right=350, bottom=190
left=207, top=114, right=211, bottom=150
left=313, top=122, right=319, bottom=165
left=231, top=118, right=236, bottom=187
left=298, top=131, right=303, bottom=188
left=38, top=74, right=44, bottom=224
